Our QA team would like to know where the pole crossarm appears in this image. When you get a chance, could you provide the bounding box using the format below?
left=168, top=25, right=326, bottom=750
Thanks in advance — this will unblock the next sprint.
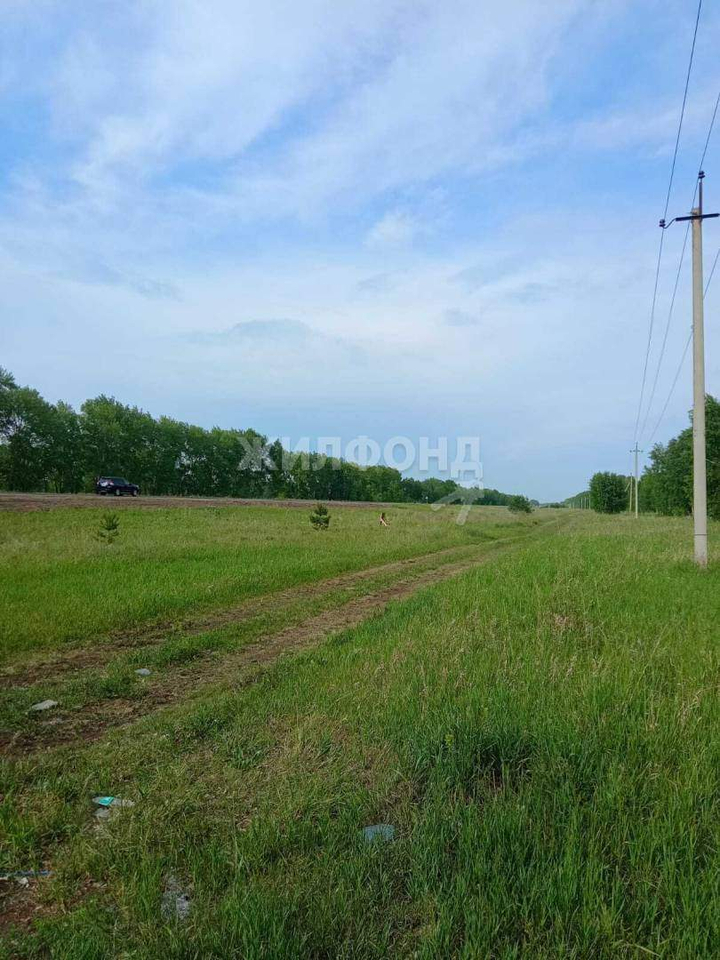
left=661, top=173, right=718, bottom=228
left=675, top=213, right=719, bottom=222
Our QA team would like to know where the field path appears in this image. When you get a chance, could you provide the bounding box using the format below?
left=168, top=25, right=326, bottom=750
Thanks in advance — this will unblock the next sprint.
left=2, top=522, right=564, bottom=756
left=2, top=541, right=510, bottom=687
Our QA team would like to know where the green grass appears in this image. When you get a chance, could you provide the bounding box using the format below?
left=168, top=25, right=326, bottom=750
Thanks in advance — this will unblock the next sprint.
left=2, top=511, right=719, bottom=957
left=0, top=503, right=536, bottom=663
left=0, top=535, right=523, bottom=734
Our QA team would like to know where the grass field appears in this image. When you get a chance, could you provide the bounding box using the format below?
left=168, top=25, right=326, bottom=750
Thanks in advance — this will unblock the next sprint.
left=1, top=505, right=719, bottom=957
left=0, top=503, right=535, bottom=663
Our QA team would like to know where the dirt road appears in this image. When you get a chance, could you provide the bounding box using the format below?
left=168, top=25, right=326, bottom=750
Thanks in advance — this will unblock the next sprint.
left=0, top=492, right=398, bottom=513
left=1, top=530, right=549, bottom=756
left=1, top=548, right=500, bottom=754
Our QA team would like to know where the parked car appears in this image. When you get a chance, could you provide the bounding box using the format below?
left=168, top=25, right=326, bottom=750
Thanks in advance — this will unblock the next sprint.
left=95, top=476, right=140, bottom=497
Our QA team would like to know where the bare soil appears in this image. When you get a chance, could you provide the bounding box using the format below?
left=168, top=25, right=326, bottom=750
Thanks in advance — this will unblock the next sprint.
left=0, top=492, right=399, bottom=513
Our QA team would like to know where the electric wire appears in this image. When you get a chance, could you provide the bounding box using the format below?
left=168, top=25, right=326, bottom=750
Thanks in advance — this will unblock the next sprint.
left=638, top=90, right=720, bottom=439
left=638, top=222, right=690, bottom=439
left=698, top=89, right=720, bottom=171
left=647, top=243, right=720, bottom=445
left=632, top=0, right=703, bottom=443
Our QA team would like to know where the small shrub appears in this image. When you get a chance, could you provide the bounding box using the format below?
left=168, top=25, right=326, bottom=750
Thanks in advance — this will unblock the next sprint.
left=508, top=495, right=532, bottom=514
left=310, top=503, right=330, bottom=530
left=96, top=512, right=120, bottom=544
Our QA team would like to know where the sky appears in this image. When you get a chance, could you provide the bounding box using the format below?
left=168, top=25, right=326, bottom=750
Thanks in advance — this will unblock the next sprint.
left=2, top=0, right=720, bottom=502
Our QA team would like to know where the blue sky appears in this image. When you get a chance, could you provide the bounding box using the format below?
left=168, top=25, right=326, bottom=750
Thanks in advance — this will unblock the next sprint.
left=2, top=0, right=720, bottom=501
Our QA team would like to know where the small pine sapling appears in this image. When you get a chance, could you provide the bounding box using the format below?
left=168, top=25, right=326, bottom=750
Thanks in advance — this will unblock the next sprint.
left=96, top=512, right=120, bottom=544
left=310, top=503, right=330, bottom=530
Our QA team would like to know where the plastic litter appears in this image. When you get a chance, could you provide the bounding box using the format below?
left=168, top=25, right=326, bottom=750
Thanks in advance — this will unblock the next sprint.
left=30, top=700, right=58, bottom=712
left=161, top=875, right=192, bottom=922
left=0, top=870, right=52, bottom=881
left=135, top=668, right=151, bottom=676
left=93, top=796, right=135, bottom=808
left=362, top=823, right=395, bottom=843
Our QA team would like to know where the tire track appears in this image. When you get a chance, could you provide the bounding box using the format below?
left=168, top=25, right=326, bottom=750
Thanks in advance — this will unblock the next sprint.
left=2, top=538, right=528, bottom=757
left=0, top=541, right=503, bottom=688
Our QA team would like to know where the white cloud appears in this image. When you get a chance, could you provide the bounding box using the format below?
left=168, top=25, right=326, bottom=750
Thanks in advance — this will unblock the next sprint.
left=2, top=0, right=588, bottom=225
left=365, top=211, right=418, bottom=248
left=51, top=0, right=404, bottom=192
left=2, top=0, right=720, bottom=499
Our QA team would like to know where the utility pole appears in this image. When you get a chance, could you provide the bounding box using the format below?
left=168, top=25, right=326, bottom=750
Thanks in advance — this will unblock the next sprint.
left=662, top=171, right=718, bottom=567
left=691, top=177, right=708, bottom=565
left=630, top=443, right=642, bottom=518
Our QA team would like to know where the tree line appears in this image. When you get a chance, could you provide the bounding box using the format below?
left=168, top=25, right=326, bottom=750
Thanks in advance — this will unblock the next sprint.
left=0, top=369, right=529, bottom=505
left=572, top=395, right=720, bottom=517
left=639, top=395, right=720, bottom=520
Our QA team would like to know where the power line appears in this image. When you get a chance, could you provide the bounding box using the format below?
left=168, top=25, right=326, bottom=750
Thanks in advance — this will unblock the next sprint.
left=661, top=0, right=703, bottom=222
left=632, top=0, right=704, bottom=443
left=633, top=232, right=666, bottom=441
left=707, top=241, right=720, bottom=291
left=646, top=243, right=720, bottom=445
left=638, top=90, right=720, bottom=439
left=698, top=89, right=720, bottom=171
left=638, top=222, right=690, bottom=439
left=646, top=330, right=691, bottom=446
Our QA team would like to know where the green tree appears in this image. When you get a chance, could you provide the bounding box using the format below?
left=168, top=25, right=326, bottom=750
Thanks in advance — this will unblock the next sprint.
left=362, top=465, right=404, bottom=502
left=0, top=384, right=58, bottom=490
left=0, top=367, right=17, bottom=392
left=589, top=472, right=628, bottom=514
left=640, top=396, right=720, bottom=520
left=0, top=368, right=546, bottom=507
left=152, top=416, right=189, bottom=495
left=265, top=439, right=287, bottom=498
left=478, top=487, right=511, bottom=505
left=80, top=396, right=153, bottom=488
left=708, top=395, right=720, bottom=521
left=415, top=478, right=459, bottom=503
left=47, top=401, right=84, bottom=492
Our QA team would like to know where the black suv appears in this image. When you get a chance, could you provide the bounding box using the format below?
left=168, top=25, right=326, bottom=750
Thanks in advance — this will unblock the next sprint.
left=95, top=477, right=140, bottom=497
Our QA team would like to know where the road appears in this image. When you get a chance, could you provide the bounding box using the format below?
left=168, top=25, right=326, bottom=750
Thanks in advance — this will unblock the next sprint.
left=0, top=492, right=401, bottom=513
